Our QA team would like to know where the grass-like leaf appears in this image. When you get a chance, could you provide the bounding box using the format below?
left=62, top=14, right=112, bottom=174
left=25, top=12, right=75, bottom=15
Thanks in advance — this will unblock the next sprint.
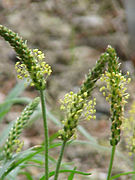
left=71, top=140, right=131, bottom=166
left=0, top=97, right=31, bottom=108
left=0, top=121, right=14, bottom=147
left=19, top=171, right=33, bottom=180
left=0, top=146, right=43, bottom=178
left=110, top=171, right=135, bottom=179
left=68, top=167, right=77, bottom=180
left=40, top=169, right=91, bottom=179
left=0, top=80, right=28, bottom=122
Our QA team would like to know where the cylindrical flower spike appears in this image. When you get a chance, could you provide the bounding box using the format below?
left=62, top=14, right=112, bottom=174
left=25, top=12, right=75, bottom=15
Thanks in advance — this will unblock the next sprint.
left=0, top=25, right=52, bottom=90
left=79, top=52, right=110, bottom=97
left=4, top=97, right=40, bottom=159
left=100, top=45, right=130, bottom=146
left=59, top=48, right=111, bottom=141
left=59, top=92, right=96, bottom=141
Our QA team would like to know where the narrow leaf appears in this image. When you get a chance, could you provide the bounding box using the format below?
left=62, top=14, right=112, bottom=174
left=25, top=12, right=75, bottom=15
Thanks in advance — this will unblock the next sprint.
left=68, top=167, right=77, bottom=180
left=0, top=146, right=43, bottom=178
left=111, top=171, right=135, bottom=179
left=0, top=80, right=28, bottom=122
left=19, top=171, right=33, bottom=180
left=40, top=169, right=91, bottom=179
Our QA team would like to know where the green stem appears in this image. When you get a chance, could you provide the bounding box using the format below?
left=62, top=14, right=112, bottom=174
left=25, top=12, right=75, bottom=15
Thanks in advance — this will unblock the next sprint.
left=54, top=140, right=67, bottom=180
left=40, top=90, right=49, bottom=180
left=107, top=145, right=116, bottom=180
left=132, top=154, right=135, bottom=180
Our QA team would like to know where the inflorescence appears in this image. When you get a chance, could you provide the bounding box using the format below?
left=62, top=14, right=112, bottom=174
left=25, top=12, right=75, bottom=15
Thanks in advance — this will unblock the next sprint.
left=100, top=46, right=131, bottom=146
left=59, top=91, right=96, bottom=141
left=4, top=97, right=40, bottom=159
left=15, top=49, right=52, bottom=87
left=0, top=25, right=52, bottom=90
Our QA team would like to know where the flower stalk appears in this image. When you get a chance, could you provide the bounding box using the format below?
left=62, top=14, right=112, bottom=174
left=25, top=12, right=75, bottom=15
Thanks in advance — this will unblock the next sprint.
left=54, top=140, right=67, bottom=180
left=107, top=145, right=116, bottom=180
left=40, top=90, right=49, bottom=180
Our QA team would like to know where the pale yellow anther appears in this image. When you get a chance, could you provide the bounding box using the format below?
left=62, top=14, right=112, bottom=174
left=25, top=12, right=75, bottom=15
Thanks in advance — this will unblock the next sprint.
left=103, top=92, right=106, bottom=96
left=83, top=92, right=88, bottom=97
left=33, top=49, right=38, bottom=53
left=128, top=78, right=131, bottom=83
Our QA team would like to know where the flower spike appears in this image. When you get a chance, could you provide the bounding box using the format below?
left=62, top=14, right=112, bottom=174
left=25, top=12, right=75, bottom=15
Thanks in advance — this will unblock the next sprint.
left=4, top=97, right=40, bottom=159
left=0, top=25, right=52, bottom=90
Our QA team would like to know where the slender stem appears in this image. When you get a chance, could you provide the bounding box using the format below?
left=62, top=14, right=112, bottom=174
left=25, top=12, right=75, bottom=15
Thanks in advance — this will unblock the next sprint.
left=107, top=145, right=116, bottom=180
left=54, top=140, right=67, bottom=180
left=40, top=90, right=49, bottom=180
left=132, top=154, right=135, bottom=180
